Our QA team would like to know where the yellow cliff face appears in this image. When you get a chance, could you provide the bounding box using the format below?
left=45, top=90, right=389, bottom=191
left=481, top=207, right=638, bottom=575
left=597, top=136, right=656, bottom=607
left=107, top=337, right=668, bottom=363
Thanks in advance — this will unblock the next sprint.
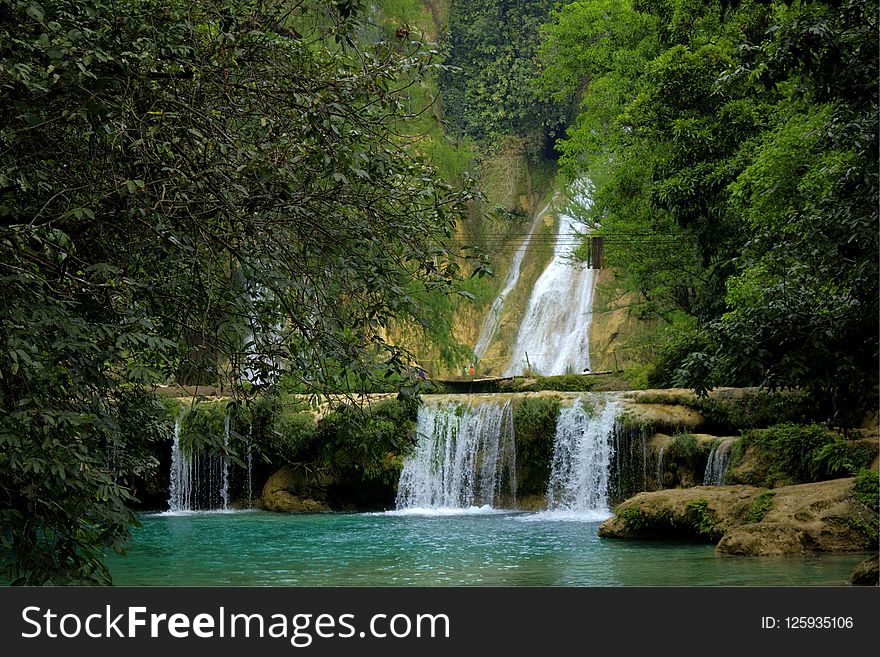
left=588, top=268, right=657, bottom=375
left=384, top=143, right=556, bottom=378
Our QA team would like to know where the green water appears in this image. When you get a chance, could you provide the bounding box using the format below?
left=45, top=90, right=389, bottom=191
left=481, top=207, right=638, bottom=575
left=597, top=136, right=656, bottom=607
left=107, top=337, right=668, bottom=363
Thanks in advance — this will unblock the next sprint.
left=106, top=510, right=868, bottom=586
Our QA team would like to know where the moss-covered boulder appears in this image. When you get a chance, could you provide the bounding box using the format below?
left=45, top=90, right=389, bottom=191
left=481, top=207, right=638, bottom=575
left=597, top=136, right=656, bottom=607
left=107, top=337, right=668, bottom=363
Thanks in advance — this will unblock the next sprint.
left=600, top=478, right=875, bottom=555
left=261, top=465, right=332, bottom=513
left=599, top=486, right=759, bottom=542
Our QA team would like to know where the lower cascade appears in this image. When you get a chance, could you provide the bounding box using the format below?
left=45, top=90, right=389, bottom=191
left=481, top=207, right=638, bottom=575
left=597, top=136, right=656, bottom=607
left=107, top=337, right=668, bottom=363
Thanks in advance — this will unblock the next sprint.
left=703, top=438, right=736, bottom=486
left=545, top=397, right=620, bottom=517
left=168, top=410, right=233, bottom=512
left=395, top=400, right=517, bottom=510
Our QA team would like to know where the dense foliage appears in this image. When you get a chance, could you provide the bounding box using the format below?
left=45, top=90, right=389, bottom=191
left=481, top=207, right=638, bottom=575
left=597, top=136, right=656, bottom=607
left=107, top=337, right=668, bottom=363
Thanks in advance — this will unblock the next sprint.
left=441, top=0, right=564, bottom=149
left=738, top=423, right=876, bottom=485
left=538, top=0, right=878, bottom=420
left=0, top=0, right=472, bottom=583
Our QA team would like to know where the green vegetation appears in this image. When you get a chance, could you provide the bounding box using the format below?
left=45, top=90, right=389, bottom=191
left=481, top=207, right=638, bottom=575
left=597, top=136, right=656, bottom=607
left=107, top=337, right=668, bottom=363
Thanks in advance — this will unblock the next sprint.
left=501, top=374, right=595, bottom=393
left=742, top=423, right=875, bottom=486
left=852, top=468, right=879, bottom=513
left=636, top=389, right=820, bottom=432
left=745, top=492, right=775, bottom=523
left=175, top=394, right=417, bottom=488
left=0, top=0, right=473, bottom=584
left=512, top=396, right=561, bottom=494
left=617, top=498, right=720, bottom=541
left=1, top=0, right=876, bottom=586
left=655, top=433, right=711, bottom=487
left=537, top=0, right=878, bottom=423
left=849, top=468, right=879, bottom=549
left=685, top=499, right=718, bottom=538
left=442, top=0, right=563, bottom=148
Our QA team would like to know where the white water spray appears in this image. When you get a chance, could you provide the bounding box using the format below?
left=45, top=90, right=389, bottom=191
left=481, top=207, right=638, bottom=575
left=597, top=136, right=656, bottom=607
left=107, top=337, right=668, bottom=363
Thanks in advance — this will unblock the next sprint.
left=473, top=200, right=553, bottom=361
left=544, top=398, right=620, bottom=517
left=703, top=438, right=736, bottom=486
left=656, top=446, right=666, bottom=489
left=168, top=411, right=191, bottom=512
left=396, top=400, right=517, bottom=510
left=220, top=412, right=231, bottom=510
left=505, top=184, right=596, bottom=376
left=167, top=409, right=233, bottom=512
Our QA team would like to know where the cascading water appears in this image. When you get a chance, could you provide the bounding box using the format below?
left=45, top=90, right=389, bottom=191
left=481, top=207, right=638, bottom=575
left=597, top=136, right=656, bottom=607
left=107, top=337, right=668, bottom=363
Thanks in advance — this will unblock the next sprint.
left=473, top=200, right=553, bottom=361
left=703, top=438, right=736, bottom=486
left=656, top=446, right=666, bottom=489
left=168, top=411, right=191, bottom=512
left=246, top=424, right=254, bottom=506
left=220, top=412, right=231, bottom=510
left=543, top=397, right=620, bottom=519
left=504, top=184, right=597, bottom=376
left=167, top=410, right=232, bottom=512
left=395, top=399, right=517, bottom=510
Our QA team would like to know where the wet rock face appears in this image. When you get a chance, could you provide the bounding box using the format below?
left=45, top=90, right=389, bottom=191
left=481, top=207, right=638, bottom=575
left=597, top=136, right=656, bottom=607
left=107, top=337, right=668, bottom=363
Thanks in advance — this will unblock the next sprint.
left=600, top=478, right=874, bottom=556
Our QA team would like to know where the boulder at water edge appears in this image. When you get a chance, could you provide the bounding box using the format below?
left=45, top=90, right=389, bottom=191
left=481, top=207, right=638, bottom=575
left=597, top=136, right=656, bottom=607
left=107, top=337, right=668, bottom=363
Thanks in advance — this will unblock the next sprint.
left=599, top=478, right=873, bottom=556
left=261, top=465, right=332, bottom=513
left=847, top=555, right=879, bottom=586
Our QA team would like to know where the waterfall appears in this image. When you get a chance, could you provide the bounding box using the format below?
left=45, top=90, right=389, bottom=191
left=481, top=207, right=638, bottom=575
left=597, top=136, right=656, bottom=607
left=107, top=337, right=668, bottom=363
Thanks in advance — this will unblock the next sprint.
left=504, top=184, right=596, bottom=376
left=395, top=399, right=517, bottom=510
left=168, top=411, right=191, bottom=512
left=543, top=398, right=619, bottom=518
left=473, top=200, right=552, bottom=360
left=703, top=438, right=736, bottom=486
left=607, top=420, right=650, bottom=502
left=220, top=412, right=231, bottom=510
left=246, top=424, right=254, bottom=506
left=167, top=409, right=232, bottom=512
left=655, top=446, right=666, bottom=489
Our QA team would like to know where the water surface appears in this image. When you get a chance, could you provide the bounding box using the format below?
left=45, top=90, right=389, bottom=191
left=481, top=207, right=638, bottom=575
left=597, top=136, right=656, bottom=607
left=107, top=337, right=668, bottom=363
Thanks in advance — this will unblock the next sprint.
left=107, top=511, right=867, bottom=586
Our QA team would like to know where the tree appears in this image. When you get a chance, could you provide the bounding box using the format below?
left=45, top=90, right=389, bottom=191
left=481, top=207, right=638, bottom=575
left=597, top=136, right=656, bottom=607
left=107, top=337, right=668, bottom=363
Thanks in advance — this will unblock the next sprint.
left=538, top=0, right=878, bottom=415
left=0, top=0, right=472, bottom=583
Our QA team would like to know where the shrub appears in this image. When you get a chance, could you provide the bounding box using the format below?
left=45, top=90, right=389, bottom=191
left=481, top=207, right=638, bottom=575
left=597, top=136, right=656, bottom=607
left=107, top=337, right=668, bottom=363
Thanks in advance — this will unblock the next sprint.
left=513, top=396, right=561, bottom=494
left=746, top=492, right=775, bottom=523
left=850, top=468, right=879, bottom=549
left=744, top=423, right=874, bottom=485
left=852, top=468, right=879, bottom=513
left=685, top=499, right=718, bottom=538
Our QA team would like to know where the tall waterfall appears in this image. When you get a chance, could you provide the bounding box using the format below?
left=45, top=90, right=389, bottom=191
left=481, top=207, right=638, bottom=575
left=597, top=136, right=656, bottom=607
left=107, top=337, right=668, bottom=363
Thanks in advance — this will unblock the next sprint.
left=703, top=438, right=736, bottom=486
left=167, top=410, right=232, bottom=512
left=544, top=398, right=620, bottom=518
left=504, top=186, right=596, bottom=376
left=473, top=200, right=552, bottom=360
left=395, top=400, right=517, bottom=510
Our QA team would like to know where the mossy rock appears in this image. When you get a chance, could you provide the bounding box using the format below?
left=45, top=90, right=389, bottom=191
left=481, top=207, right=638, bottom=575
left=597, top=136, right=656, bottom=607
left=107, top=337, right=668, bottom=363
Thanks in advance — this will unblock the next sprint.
left=600, top=486, right=757, bottom=542
left=261, top=465, right=333, bottom=513
left=263, top=491, right=330, bottom=514
left=601, top=478, right=875, bottom=555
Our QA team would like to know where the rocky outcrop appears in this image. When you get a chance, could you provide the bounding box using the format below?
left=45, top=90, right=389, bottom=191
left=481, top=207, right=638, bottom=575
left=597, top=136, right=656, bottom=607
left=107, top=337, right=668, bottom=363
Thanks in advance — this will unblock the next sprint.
left=847, top=555, right=879, bottom=586
left=600, top=478, right=873, bottom=556
left=598, top=485, right=760, bottom=541
left=616, top=400, right=704, bottom=432
left=718, top=479, right=868, bottom=554
left=261, top=465, right=332, bottom=513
